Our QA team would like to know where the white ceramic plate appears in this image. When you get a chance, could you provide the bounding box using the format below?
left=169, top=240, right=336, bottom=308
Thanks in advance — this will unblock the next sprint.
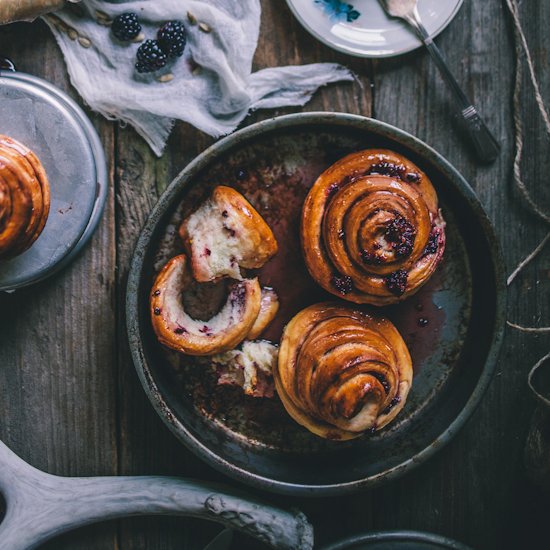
left=286, top=0, right=463, bottom=58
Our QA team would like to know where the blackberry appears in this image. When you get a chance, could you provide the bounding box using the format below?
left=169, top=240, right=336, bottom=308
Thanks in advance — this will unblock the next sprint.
left=157, top=20, right=187, bottom=58
left=385, top=215, right=415, bottom=258
left=331, top=274, right=354, bottom=295
left=111, top=12, right=141, bottom=41
left=135, top=40, right=167, bottom=73
left=385, top=269, right=408, bottom=296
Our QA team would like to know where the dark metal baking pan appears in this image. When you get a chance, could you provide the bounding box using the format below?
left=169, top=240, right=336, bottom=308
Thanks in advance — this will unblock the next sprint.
left=127, top=113, right=506, bottom=496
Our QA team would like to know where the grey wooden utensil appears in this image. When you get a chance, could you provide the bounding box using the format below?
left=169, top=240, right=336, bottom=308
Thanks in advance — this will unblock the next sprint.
left=0, top=440, right=313, bottom=550
left=378, top=0, right=500, bottom=163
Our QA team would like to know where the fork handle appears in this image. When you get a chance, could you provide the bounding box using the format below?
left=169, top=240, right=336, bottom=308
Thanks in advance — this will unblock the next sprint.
left=405, top=10, right=500, bottom=163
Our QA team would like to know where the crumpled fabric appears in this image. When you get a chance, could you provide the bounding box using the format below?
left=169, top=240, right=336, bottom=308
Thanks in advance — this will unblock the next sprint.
left=44, top=0, right=353, bottom=156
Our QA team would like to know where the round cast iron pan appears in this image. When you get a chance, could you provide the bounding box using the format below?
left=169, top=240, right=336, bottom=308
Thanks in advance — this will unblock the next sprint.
left=126, top=113, right=506, bottom=496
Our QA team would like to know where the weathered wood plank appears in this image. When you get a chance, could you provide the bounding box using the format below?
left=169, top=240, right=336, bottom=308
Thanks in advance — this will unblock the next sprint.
left=502, top=1, right=550, bottom=547
left=0, top=21, right=119, bottom=550
left=372, top=1, right=550, bottom=549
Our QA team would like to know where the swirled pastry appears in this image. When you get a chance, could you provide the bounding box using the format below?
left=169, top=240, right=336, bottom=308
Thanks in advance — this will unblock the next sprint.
left=150, top=254, right=262, bottom=356
left=274, top=302, right=412, bottom=440
left=301, top=149, right=445, bottom=305
left=0, top=135, right=50, bottom=259
left=179, top=185, right=278, bottom=282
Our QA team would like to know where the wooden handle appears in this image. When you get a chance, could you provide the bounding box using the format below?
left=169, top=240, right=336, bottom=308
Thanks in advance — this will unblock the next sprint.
left=0, top=0, right=68, bottom=25
left=0, top=440, right=313, bottom=549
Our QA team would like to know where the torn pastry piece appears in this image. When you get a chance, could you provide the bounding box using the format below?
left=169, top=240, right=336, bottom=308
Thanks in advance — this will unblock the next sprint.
left=301, top=149, right=445, bottom=305
left=0, top=135, right=50, bottom=259
left=179, top=185, right=278, bottom=282
left=274, top=302, right=413, bottom=440
left=247, top=287, right=279, bottom=340
left=211, top=340, right=278, bottom=398
left=150, top=254, right=262, bottom=356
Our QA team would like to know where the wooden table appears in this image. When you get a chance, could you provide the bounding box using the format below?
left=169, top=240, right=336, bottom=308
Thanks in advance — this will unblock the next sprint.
left=1, top=1, right=549, bottom=548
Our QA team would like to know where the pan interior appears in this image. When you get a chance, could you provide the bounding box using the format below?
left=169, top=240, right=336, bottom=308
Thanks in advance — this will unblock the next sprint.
left=134, top=121, right=499, bottom=490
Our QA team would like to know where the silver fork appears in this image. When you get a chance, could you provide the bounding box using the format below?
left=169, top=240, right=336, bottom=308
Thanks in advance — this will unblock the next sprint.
left=379, top=0, right=500, bottom=163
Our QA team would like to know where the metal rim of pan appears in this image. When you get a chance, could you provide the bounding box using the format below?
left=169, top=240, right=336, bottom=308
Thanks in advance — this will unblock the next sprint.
left=320, top=529, right=473, bottom=550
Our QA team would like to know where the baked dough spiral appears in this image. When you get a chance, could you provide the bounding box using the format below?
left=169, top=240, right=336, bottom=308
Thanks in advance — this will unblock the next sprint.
left=0, top=135, right=50, bottom=259
left=301, top=149, right=445, bottom=305
left=179, top=185, right=278, bottom=282
left=274, top=302, right=413, bottom=440
left=150, top=254, right=262, bottom=356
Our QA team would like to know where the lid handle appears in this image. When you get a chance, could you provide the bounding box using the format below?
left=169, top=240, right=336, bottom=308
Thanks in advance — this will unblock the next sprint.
left=0, top=56, right=16, bottom=72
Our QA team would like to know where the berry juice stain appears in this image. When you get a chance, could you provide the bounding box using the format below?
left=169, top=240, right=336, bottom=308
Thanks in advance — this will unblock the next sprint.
left=385, top=267, right=446, bottom=374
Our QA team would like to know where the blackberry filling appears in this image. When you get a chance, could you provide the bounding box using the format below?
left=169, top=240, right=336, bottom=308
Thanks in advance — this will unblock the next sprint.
left=424, top=231, right=439, bottom=255
left=366, top=162, right=420, bottom=184
left=331, top=274, right=354, bottom=295
left=385, top=216, right=415, bottom=258
left=382, top=396, right=402, bottom=415
left=361, top=249, right=383, bottom=265
left=385, top=269, right=408, bottom=296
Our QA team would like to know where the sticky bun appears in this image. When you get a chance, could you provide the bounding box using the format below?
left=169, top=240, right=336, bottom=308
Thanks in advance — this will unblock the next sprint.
left=150, top=254, right=262, bottom=356
left=301, top=149, right=445, bottom=305
left=179, top=185, right=278, bottom=282
left=0, top=135, right=50, bottom=259
left=274, top=302, right=413, bottom=440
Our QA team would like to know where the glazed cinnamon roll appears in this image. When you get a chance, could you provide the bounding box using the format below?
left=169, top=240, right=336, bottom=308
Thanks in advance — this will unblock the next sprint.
left=301, top=149, right=445, bottom=305
left=0, top=135, right=50, bottom=259
left=151, top=254, right=262, bottom=356
left=275, top=302, right=412, bottom=440
left=179, top=185, right=278, bottom=282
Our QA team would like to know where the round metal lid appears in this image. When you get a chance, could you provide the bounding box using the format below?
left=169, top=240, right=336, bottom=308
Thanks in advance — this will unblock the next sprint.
left=0, top=67, right=107, bottom=291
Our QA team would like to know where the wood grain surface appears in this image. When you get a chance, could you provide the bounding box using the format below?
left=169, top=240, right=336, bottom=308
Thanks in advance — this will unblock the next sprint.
left=0, top=1, right=548, bottom=548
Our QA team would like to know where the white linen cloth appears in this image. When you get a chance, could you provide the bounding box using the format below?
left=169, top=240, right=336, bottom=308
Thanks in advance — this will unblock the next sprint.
left=44, top=0, right=353, bottom=156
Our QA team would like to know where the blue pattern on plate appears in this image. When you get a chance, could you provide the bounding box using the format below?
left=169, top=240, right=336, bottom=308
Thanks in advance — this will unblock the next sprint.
left=314, top=0, right=361, bottom=23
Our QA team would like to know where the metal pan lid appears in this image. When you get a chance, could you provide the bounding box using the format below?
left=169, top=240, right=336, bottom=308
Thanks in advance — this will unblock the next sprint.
left=0, top=65, right=108, bottom=291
